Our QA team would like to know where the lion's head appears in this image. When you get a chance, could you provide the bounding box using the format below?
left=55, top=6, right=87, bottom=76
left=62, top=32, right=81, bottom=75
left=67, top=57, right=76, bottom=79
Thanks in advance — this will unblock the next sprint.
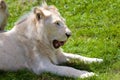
left=15, top=2, right=71, bottom=49
left=33, top=3, right=71, bottom=49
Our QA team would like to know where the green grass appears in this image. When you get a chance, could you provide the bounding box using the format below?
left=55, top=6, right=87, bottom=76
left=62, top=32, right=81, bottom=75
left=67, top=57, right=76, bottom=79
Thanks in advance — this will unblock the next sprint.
left=1, top=0, right=120, bottom=80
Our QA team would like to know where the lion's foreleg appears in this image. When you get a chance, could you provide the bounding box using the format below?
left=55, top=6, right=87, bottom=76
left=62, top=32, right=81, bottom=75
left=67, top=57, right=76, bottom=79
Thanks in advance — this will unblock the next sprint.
left=63, top=53, right=103, bottom=63
left=36, top=59, right=95, bottom=78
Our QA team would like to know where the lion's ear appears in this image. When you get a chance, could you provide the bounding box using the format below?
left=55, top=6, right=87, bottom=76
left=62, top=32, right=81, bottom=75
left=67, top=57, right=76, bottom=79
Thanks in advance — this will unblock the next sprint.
left=34, top=7, right=43, bottom=20
left=34, top=7, right=51, bottom=20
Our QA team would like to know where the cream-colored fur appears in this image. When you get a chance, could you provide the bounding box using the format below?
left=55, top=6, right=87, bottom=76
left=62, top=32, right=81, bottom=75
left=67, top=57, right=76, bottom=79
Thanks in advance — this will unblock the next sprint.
left=0, top=0, right=9, bottom=31
left=0, top=2, right=103, bottom=78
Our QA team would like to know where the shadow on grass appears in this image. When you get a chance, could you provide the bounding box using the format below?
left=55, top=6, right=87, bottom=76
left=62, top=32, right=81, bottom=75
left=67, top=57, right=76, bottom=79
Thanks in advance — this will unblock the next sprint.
left=0, top=60, right=103, bottom=80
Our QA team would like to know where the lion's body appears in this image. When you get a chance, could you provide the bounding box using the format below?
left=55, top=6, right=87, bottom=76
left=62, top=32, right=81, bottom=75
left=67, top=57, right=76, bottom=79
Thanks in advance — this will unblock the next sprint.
left=0, top=2, right=103, bottom=78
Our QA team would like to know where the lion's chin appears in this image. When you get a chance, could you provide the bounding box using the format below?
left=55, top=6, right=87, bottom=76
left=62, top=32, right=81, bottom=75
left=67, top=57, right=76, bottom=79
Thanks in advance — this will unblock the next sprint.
left=53, top=40, right=66, bottom=49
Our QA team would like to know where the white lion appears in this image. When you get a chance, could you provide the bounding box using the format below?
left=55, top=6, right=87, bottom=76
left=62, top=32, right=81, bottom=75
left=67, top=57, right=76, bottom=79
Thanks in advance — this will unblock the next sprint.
left=0, top=2, right=103, bottom=78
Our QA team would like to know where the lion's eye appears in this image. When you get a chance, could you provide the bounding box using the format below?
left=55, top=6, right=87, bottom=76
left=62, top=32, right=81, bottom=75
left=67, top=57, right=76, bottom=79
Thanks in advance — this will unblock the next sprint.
left=55, top=22, right=60, bottom=26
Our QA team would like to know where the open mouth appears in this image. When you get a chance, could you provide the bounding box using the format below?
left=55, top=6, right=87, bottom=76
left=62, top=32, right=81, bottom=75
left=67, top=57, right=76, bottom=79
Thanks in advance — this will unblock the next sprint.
left=53, top=40, right=66, bottom=49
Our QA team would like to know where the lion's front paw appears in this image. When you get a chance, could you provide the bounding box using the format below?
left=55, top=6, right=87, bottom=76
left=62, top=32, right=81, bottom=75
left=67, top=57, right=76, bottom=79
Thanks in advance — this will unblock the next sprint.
left=93, top=58, right=103, bottom=63
left=80, top=72, right=95, bottom=78
left=85, top=58, right=103, bottom=63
